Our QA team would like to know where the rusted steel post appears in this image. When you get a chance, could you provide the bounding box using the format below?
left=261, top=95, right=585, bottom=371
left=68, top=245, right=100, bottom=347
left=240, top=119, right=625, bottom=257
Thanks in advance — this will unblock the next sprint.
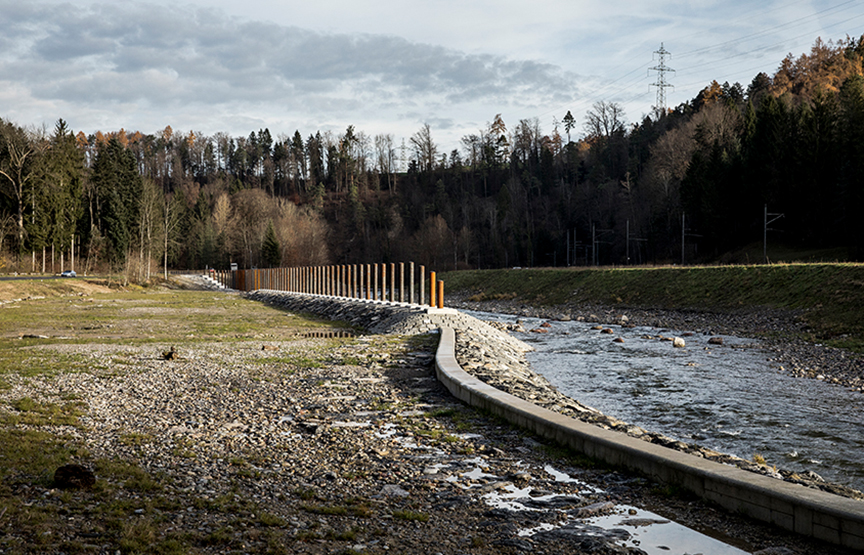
left=409, top=262, right=414, bottom=305
left=366, top=264, right=371, bottom=300
left=390, top=262, right=396, bottom=303
left=373, top=264, right=379, bottom=300
left=381, top=263, right=387, bottom=302
left=438, top=280, right=444, bottom=309
left=352, top=264, right=358, bottom=298
left=343, top=265, right=348, bottom=297
left=399, top=262, right=405, bottom=303
left=420, top=265, right=425, bottom=306
left=430, top=271, right=436, bottom=307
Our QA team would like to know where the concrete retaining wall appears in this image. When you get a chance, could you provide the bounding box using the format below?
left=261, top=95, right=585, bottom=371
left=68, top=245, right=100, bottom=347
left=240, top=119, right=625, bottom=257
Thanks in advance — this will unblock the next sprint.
left=434, top=326, right=864, bottom=551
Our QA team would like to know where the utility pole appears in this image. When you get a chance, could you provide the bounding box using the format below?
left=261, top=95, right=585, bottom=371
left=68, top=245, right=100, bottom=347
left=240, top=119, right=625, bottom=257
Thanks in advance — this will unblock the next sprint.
left=649, top=43, right=675, bottom=115
left=681, top=212, right=702, bottom=265
left=626, top=219, right=647, bottom=265
left=681, top=212, right=686, bottom=265
left=763, top=204, right=785, bottom=264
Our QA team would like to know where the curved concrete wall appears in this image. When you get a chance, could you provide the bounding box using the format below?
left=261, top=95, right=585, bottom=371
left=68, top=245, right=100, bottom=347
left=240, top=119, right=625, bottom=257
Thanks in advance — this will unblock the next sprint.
left=435, top=326, right=864, bottom=551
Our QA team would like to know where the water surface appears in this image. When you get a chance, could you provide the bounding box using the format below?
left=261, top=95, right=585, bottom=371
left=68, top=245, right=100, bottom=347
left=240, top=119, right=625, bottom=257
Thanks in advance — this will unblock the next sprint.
left=470, top=310, right=864, bottom=492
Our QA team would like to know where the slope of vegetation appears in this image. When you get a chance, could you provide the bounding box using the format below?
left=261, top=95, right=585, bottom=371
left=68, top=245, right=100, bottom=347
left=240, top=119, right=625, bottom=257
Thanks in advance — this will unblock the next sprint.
left=441, top=263, right=864, bottom=350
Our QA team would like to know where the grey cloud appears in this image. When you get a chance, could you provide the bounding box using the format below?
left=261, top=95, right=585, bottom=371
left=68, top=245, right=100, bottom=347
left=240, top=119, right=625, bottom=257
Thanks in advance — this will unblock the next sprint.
left=4, top=1, right=580, bottom=113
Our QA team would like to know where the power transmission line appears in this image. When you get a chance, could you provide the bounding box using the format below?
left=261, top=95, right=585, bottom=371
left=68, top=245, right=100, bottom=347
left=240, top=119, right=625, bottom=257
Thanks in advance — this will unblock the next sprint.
left=649, top=43, right=675, bottom=112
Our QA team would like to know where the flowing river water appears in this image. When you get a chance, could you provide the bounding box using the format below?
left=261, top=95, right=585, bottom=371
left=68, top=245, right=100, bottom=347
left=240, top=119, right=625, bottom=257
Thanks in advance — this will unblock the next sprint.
left=468, top=310, right=864, bottom=493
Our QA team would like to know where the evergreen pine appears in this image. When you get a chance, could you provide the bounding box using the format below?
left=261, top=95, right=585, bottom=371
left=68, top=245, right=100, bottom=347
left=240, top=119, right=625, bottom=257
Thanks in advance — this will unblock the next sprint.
left=261, top=220, right=281, bottom=268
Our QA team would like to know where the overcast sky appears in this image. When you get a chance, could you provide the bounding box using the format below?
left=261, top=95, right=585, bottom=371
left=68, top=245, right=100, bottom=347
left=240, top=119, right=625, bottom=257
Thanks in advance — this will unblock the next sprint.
left=2, top=0, right=862, bottom=151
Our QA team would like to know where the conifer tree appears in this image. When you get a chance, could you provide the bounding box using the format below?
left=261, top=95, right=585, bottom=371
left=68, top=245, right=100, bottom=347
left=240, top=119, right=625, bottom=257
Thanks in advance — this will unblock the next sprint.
left=261, top=220, right=281, bottom=268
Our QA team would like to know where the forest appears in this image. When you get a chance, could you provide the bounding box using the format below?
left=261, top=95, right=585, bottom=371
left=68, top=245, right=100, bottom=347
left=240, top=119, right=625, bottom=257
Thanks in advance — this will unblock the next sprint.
left=1, top=36, right=862, bottom=280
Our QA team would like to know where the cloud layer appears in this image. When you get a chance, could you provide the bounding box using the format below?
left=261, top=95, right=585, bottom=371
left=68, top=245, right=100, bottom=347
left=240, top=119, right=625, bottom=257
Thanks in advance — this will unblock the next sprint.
left=2, top=1, right=585, bottom=143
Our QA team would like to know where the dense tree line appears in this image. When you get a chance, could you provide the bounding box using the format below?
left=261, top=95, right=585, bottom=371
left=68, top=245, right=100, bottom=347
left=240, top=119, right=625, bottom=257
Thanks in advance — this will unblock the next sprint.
left=0, top=36, right=862, bottom=278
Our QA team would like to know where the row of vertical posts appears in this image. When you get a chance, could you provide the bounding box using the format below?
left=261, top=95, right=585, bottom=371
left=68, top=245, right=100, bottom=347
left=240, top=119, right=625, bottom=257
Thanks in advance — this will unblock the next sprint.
left=223, top=262, right=444, bottom=308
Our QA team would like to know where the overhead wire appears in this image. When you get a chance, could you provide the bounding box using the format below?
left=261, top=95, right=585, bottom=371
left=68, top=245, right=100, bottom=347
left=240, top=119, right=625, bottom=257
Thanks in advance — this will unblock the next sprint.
left=676, top=0, right=859, bottom=58
left=541, top=1, right=864, bottom=127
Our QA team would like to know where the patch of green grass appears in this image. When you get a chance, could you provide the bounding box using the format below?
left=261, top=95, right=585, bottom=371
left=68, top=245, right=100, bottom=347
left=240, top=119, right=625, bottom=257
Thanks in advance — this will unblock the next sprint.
left=258, top=512, right=286, bottom=527
left=2, top=397, right=86, bottom=427
left=118, top=432, right=153, bottom=446
left=0, top=429, right=79, bottom=487
left=294, top=487, right=318, bottom=501
left=0, top=350, right=93, bottom=379
left=391, top=509, right=428, bottom=522
left=94, top=459, right=161, bottom=493
left=425, top=407, right=458, bottom=418
left=327, top=527, right=361, bottom=541
left=301, top=501, right=372, bottom=518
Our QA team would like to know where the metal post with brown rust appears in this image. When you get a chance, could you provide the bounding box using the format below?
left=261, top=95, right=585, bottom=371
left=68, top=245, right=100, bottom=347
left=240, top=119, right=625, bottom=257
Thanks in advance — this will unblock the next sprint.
left=373, top=264, right=379, bottom=300
left=381, top=263, right=387, bottom=302
left=409, top=262, right=415, bottom=305
left=399, top=262, right=405, bottom=303
left=430, top=271, right=436, bottom=307
left=420, top=265, right=425, bottom=306
left=389, top=263, right=396, bottom=302
left=438, top=280, right=444, bottom=309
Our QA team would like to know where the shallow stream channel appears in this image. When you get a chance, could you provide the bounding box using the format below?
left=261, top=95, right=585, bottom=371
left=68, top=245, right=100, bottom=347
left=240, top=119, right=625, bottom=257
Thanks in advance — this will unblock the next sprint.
left=467, top=309, right=864, bottom=493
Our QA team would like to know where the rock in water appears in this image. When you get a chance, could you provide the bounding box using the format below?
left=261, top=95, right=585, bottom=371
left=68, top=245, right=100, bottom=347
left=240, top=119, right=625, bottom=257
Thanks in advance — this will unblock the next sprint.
left=708, top=336, right=723, bottom=345
left=672, top=337, right=686, bottom=348
left=54, top=464, right=95, bottom=489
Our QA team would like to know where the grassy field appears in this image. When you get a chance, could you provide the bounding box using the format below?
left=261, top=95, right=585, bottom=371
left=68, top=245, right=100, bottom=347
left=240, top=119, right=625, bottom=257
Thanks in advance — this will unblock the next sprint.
left=0, top=278, right=356, bottom=554
left=440, top=263, right=864, bottom=351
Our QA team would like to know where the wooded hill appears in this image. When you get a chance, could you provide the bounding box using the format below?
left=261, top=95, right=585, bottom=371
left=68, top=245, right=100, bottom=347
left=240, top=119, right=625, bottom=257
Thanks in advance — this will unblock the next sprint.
left=1, top=36, right=862, bottom=279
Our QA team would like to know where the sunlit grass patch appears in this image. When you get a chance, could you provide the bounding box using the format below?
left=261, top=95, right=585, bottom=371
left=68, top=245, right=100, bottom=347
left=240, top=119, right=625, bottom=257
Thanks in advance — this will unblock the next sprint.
left=2, top=397, right=86, bottom=427
left=391, top=509, right=428, bottom=522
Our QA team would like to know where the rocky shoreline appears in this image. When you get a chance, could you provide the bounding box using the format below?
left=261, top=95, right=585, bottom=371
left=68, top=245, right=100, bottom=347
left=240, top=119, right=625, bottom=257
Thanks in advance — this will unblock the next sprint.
left=447, top=293, right=864, bottom=394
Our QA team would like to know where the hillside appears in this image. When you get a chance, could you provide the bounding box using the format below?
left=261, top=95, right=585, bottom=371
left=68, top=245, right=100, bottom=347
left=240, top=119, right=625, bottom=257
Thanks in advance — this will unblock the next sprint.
left=440, top=263, right=864, bottom=351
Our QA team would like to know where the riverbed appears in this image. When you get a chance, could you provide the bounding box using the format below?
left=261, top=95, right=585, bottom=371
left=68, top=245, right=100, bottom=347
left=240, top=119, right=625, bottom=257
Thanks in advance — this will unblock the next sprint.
left=468, top=310, right=864, bottom=493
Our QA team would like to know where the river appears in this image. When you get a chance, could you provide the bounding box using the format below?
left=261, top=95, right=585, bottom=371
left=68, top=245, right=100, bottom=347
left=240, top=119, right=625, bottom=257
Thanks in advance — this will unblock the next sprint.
left=468, top=310, right=864, bottom=493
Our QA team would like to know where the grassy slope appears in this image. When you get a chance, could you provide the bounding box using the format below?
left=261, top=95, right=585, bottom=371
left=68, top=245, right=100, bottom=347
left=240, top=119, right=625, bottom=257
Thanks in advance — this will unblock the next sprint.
left=440, top=264, right=864, bottom=351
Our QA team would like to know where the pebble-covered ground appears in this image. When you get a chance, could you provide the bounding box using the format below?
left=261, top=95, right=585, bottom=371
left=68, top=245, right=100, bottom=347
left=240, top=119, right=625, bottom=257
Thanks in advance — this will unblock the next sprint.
left=0, top=282, right=857, bottom=554
left=1, top=334, right=846, bottom=555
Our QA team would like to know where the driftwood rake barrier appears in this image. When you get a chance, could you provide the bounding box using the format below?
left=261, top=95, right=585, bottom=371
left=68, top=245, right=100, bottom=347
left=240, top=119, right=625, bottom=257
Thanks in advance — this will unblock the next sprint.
left=210, top=262, right=445, bottom=308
